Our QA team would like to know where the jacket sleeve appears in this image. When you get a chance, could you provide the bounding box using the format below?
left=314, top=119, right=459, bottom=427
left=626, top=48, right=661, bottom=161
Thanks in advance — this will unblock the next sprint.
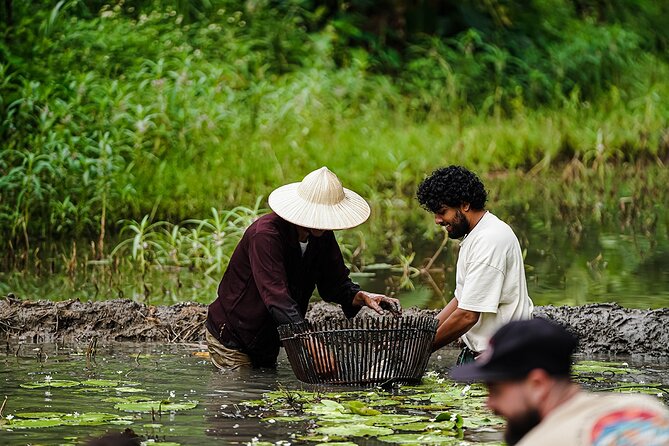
left=248, top=231, right=304, bottom=326
left=315, top=232, right=362, bottom=319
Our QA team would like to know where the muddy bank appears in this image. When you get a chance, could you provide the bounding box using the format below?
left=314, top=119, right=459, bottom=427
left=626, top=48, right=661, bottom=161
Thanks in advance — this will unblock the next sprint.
left=1, top=297, right=667, bottom=356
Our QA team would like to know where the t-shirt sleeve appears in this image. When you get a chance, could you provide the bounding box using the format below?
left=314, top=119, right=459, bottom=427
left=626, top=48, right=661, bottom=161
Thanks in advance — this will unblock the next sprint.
left=456, top=261, right=505, bottom=313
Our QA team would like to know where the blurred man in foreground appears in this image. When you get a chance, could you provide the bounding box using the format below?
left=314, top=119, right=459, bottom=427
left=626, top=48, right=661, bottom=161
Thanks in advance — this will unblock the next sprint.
left=451, top=318, right=669, bottom=445
left=417, top=166, right=533, bottom=363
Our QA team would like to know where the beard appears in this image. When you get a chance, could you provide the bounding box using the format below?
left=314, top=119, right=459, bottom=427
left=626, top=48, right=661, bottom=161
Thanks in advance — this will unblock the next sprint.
left=444, top=209, right=470, bottom=239
left=504, top=409, right=542, bottom=445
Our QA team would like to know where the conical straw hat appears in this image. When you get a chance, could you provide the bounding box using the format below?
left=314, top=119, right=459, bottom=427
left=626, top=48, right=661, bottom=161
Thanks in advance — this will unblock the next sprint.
left=268, top=167, right=371, bottom=230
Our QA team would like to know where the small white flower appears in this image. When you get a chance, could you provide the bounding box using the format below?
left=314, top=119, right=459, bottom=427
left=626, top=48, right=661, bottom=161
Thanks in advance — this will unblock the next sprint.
left=461, top=384, right=471, bottom=396
left=232, top=423, right=239, bottom=429
left=74, top=412, right=80, bottom=417
left=5, top=414, right=14, bottom=420
left=622, top=362, right=629, bottom=367
left=268, top=419, right=276, bottom=424
left=169, top=390, right=176, bottom=398
left=45, top=391, right=52, bottom=397
left=44, top=375, right=53, bottom=382
left=657, top=392, right=664, bottom=398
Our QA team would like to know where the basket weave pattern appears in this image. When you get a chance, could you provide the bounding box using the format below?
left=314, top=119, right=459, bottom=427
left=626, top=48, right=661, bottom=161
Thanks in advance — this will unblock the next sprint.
left=278, top=316, right=437, bottom=386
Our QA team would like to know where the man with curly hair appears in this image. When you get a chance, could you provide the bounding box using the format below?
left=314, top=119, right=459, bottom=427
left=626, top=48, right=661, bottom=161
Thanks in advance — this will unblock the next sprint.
left=417, top=165, right=534, bottom=364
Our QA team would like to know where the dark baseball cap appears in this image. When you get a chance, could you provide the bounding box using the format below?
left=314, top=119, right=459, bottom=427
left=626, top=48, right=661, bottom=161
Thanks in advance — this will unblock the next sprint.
left=450, top=318, right=578, bottom=382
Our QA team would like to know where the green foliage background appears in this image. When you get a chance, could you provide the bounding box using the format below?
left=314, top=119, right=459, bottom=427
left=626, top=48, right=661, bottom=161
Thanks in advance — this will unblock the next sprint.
left=1, top=0, right=668, bottom=274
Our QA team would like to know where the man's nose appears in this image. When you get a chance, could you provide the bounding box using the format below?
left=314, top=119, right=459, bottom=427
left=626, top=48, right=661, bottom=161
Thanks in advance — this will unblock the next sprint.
left=434, top=214, right=443, bottom=225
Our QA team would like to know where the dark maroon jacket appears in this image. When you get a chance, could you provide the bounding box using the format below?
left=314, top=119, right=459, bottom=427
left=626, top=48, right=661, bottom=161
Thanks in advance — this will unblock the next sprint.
left=206, top=212, right=361, bottom=367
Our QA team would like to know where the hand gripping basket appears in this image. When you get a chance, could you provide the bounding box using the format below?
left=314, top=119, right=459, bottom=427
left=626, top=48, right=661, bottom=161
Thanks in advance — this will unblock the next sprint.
left=278, top=316, right=437, bottom=386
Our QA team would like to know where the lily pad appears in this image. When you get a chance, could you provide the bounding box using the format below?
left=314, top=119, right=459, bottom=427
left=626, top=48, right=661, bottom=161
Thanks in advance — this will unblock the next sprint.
left=347, top=400, right=381, bottom=416
left=20, top=380, right=80, bottom=389
left=378, top=433, right=464, bottom=444
left=114, top=400, right=198, bottom=413
left=316, top=424, right=394, bottom=437
left=393, top=421, right=460, bottom=432
left=81, top=379, right=119, bottom=387
left=434, top=411, right=463, bottom=428
left=115, top=386, right=146, bottom=393
left=2, top=418, right=65, bottom=429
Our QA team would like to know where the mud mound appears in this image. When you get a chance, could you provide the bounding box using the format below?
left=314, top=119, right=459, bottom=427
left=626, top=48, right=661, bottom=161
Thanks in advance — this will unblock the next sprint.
left=1, top=297, right=667, bottom=356
left=536, top=304, right=669, bottom=356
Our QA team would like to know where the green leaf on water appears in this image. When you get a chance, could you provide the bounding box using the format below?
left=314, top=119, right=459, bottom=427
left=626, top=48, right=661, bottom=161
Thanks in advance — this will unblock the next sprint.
left=393, top=421, right=460, bottom=432
left=103, top=395, right=147, bottom=403
left=268, top=416, right=306, bottom=422
left=144, top=423, right=163, bottom=428
left=316, top=424, right=394, bottom=437
left=114, top=400, right=198, bottom=412
left=573, top=360, right=641, bottom=375
left=307, top=399, right=346, bottom=414
left=2, top=418, right=65, bottom=429
left=358, top=414, right=426, bottom=426
left=378, top=433, right=465, bottom=444
left=81, top=379, right=119, bottom=387
left=20, top=380, right=80, bottom=388
left=115, top=386, right=146, bottom=393
left=346, top=400, right=381, bottom=416
left=434, top=411, right=463, bottom=428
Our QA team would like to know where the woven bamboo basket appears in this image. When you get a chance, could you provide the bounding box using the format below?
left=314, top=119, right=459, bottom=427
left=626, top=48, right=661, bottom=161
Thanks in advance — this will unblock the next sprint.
left=278, top=316, right=437, bottom=386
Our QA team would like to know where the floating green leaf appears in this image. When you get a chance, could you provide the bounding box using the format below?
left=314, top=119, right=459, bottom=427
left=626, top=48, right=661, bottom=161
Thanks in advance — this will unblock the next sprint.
left=2, top=418, right=65, bottom=429
left=434, top=411, right=463, bottom=428
left=316, top=424, right=394, bottom=437
left=393, top=421, right=460, bottom=432
left=81, top=379, right=119, bottom=387
left=20, top=380, right=80, bottom=389
left=114, top=400, right=198, bottom=412
left=346, top=400, right=381, bottom=416
left=115, top=386, right=146, bottom=393
left=378, top=433, right=465, bottom=444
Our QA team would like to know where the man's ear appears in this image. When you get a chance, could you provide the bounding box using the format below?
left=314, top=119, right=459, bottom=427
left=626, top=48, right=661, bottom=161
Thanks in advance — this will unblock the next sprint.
left=525, top=369, right=552, bottom=406
left=461, top=202, right=471, bottom=212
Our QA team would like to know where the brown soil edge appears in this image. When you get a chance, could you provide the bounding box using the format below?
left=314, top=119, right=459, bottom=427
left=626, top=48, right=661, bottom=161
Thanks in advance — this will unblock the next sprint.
left=1, top=297, right=667, bottom=356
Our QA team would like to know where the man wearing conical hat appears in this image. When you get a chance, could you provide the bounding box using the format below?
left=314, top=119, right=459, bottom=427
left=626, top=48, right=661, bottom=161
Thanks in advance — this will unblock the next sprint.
left=206, top=167, right=401, bottom=369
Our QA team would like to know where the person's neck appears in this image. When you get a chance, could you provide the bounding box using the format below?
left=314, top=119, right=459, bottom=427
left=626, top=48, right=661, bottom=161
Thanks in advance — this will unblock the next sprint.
left=296, top=226, right=309, bottom=242
left=540, top=381, right=581, bottom=419
left=466, top=209, right=487, bottom=232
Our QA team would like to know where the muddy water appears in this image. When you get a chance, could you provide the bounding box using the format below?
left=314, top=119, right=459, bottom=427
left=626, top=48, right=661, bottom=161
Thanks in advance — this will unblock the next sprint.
left=0, top=342, right=667, bottom=446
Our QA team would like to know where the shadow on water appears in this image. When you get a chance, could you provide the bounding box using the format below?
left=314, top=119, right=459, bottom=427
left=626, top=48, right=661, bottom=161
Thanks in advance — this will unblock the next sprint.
left=0, top=343, right=667, bottom=445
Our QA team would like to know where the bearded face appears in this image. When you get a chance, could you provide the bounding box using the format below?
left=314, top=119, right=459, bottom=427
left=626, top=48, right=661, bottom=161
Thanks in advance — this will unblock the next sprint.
left=434, top=206, right=470, bottom=239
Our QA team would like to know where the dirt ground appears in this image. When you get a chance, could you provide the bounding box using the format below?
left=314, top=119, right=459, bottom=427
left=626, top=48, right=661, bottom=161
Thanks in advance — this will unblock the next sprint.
left=1, top=296, right=667, bottom=356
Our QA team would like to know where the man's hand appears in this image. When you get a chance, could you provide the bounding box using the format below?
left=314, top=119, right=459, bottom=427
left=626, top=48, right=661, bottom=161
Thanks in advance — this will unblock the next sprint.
left=353, top=291, right=402, bottom=316
left=305, top=337, right=337, bottom=378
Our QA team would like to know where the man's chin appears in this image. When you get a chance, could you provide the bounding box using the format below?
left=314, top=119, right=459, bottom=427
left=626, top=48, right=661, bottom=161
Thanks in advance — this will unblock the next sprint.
left=504, top=410, right=542, bottom=446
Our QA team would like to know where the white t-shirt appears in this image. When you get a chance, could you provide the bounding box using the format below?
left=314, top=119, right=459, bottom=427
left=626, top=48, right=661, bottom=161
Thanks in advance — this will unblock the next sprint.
left=517, top=391, right=669, bottom=446
left=454, top=211, right=534, bottom=352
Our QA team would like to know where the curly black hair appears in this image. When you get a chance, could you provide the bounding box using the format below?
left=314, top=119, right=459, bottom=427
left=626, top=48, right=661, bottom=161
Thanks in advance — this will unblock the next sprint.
left=416, top=165, right=487, bottom=213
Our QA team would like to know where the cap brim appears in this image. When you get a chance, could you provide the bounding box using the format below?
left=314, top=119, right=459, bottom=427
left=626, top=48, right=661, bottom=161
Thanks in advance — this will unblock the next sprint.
left=268, top=183, right=371, bottom=230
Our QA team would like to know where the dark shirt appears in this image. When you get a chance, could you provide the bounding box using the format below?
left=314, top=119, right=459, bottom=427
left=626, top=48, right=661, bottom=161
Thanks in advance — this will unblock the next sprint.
left=207, top=212, right=361, bottom=367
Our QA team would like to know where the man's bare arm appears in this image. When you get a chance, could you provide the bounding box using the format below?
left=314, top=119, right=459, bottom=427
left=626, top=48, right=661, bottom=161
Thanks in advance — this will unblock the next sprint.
left=432, top=306, right=480, bottom=352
